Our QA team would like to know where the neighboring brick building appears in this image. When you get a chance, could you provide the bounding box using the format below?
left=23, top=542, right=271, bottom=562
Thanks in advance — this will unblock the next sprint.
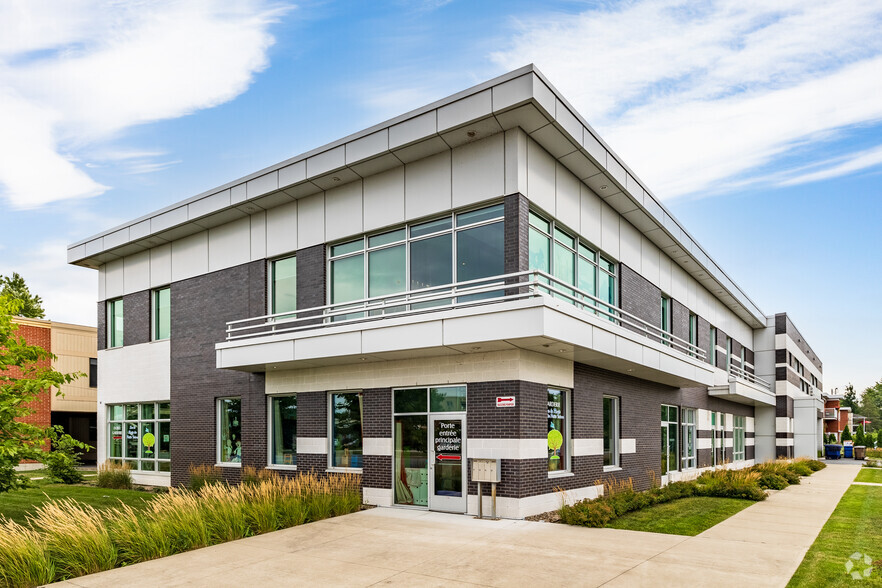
left=7, top=317, right=98, bottom=462
left=69, top=66, right=826, bottom=517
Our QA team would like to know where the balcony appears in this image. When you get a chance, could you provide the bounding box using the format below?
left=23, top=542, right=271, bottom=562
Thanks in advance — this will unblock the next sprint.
left=216, top=270, right=716, bottom=388
left=824, top=408, right=839, bottom=420
left=708, top=364, right=776, bottom=407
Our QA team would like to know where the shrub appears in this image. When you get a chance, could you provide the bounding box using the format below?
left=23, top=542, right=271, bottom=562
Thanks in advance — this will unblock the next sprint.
left=855, top=428, right=866, bottom=446
left=842, top=427, right=853, bottom=442
left=802, top=459, right=826, bottom=472
left=188, top=464, right=223, bottom=491
left=43, top=432, right=90, bottom=485
left=97, top=461, right=133, bottom=490
left=751, top=461, right=800, bottom=487
left=867, top=448, right=882, bottom=459
left=695, top=469, right=766, bottom=501
left=559, top=500, right=615, bottom=527
left=788, top=461, right=814, bottom=477
left=756, top=471, right=789, bottom=490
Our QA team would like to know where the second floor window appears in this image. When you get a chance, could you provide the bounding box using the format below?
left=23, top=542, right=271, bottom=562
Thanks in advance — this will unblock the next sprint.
left=270, top=255, right=297, bottom=315
left=153, top=287, right=170, bottom=341
left=327, top=204, right=504, bottom=311
left=107, top=299, right=123, bottom=348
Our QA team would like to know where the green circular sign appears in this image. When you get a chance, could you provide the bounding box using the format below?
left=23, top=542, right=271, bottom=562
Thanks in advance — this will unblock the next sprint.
left=547, top=429, right=562, bottom=451
left=142, top=432, right=155, bottom=448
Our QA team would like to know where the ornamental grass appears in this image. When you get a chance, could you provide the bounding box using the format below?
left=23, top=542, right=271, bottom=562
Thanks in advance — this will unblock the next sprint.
left=0, top=470, right=361, bottom=587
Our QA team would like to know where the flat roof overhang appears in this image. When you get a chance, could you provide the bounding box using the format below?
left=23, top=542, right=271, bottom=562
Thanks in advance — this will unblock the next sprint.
left=709, top=379, right=776, bottom=407
left=69, top=65, right=767, bottom=329
left=216, top=296, right=717, bottom=389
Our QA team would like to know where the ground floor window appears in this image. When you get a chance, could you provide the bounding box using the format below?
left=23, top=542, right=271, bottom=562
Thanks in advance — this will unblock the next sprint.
left=217, top=397, right=242, bottom=464
left=603, top=396, right=619, bottom=467
left=681, top=408, right=696, bottom=469
left=548, top=388, right=570, bottom=472
left=107, top=402, right=170, bottom=472
left=330, top=391, right=363, bottom=468
left=661, top=405, right=679, bottom=475
left=269, top=395, right=296, bottom=466
left=734, top=415, right=745, bottom=461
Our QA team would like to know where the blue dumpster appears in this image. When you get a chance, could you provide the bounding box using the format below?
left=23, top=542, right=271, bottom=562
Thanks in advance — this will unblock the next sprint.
left=825, top=444, right=842, bottom=459
left=844, top=444, right=853, bottom=458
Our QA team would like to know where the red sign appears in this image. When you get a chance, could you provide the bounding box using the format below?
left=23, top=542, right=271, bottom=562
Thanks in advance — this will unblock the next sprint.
left=496, top=396, right=516, bottom=407
left=437, top=454, right=462, bottom=461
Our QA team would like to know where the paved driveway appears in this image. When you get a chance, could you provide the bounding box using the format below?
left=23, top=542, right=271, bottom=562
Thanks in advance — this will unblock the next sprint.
left=54, top=463, right=860, bottom=587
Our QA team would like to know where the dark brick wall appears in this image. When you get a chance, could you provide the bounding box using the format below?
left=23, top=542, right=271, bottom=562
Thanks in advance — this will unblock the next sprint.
left=467, top=380, right=543, bottom=440
left=776, top=395, right=794, bottom=418
left=296, top=244, right=326, bottom=311
left=776, top=313, right=822, bottom=372
left=123, top=290, right=150, bottom=346
left=672, top=299, right=690, bottom=344
left=620, top=263, right=661, bottom=330
left=169, top=261, right=267, bottom=487
left=697, top=316, right=711, bottom=364
left=96, top=301, right=106, bottom=351
left=363, top=388, right=392, bottom=437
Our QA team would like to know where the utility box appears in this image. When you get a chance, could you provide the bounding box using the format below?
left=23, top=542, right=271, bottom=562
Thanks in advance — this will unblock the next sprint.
left=471, top=458, right=501, bottom=483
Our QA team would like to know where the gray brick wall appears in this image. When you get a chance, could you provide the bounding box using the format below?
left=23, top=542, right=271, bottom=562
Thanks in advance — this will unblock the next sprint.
left=96, top=301, right=106, bottom=351
left=123, top=290, right=150, bottom=346
left=169, top=261, right=267, bottom=487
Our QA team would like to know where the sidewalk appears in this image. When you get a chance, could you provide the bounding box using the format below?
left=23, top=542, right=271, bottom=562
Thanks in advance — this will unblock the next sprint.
left=54, top=463, right=861, bottom=588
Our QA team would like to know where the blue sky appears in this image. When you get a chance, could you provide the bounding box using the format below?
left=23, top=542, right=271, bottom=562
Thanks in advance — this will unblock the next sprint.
left=1, top=0, right=880, bottom=395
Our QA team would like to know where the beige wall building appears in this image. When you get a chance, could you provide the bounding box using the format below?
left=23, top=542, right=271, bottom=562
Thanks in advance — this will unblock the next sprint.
left=51, top=321, right=98, bottom=461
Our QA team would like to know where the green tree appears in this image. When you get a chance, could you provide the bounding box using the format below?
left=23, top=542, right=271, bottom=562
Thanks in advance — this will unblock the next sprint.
left=841, top=426, right=853, bottom=442
left=0, top=295, right=81, bottom=492
left=859, top=381, right=882, bottom=434
left=842, top=383, right=860, bottom=412
left=0, top=272, right=45, bottom=319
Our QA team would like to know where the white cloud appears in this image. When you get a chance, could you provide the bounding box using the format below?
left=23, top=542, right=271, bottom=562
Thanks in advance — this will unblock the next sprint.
left=779, top=145, right=882, bottom=186
left=0, top=0, right=289, bottom=209
left=0, top=240, right=97, bottom=326
left=490, top=0, right=882, bottom=199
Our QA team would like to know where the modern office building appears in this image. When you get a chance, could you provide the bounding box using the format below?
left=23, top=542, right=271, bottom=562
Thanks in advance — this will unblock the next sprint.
left=68, top=66, right=825, bottom=517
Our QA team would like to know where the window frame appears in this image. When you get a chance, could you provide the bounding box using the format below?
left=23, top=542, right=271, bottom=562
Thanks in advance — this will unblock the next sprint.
left=106, top=401, right=171, bottom=473
left=733, top=415, right=746, bottom=461
left=267, top=394, right=297, bottom=469
left=681, top=408, right=696, bottom=469
left=688, top=313, right=698, bottom=357
left=151, top=287, right=170, bottom=341
left=547, top=387, right=572, bottom=477
left=89, top=357, right=97, bottom=388
left=709, top=326, right=717, bottom=367
left=603, top=395, right=620, bottom=470
left=328, top=390, right=364, bottom=471
left=528, top=208, right=617, bottom=314
left=106, top=298, right=124, bottom=348
left=660, top=294, right=672, bottom=345
left=268, top=255, right=297, bottom=316
left=326, top=203, right=505, bottom=309
left=661, top=404, right=679, bottom=475
left=216, top=396, right=242, bottom=467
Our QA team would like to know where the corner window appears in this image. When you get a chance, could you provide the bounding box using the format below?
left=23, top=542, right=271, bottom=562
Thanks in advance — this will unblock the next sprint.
left=107, top=298, right=123, bottom=348
left=681, top=408, right=696, bottom=469
left=547, top=388, right=570, bottom=473
left=734, top=415, right=745, bottom=461
left=269, top=395, right=297, bottom=466
left=152, top=287, right=170, bottom=341
left=330, top=392, right=363, bottom=468
left=270, top=256, right=297, bottom=315
left=661, top=405, right=679, bottom=475
left=107, top=402, right=170, bottom=472
left=529, top=210, right=617, bottom=318
left=603, top=396, right=619, bottom=467
left=89, top=358, right=97, bottom=388
left=217, top=397, right=242, bottom=465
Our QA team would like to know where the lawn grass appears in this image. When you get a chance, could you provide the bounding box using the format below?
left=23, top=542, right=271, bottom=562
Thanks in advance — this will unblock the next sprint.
left=605, top=496, right=754, bottom=536
left=855, top=468, right=882, bottom=484
left=788, top=485, right=882, bottom=587
left=0, top=478, right=156, bottom=525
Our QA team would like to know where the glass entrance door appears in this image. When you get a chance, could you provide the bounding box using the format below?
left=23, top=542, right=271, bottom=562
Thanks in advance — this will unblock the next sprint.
left=429, top=413, right=466, bottom=513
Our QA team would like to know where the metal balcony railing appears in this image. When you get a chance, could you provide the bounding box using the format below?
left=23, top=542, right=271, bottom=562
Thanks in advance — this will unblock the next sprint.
left=224, top=270, right=707, bottom=361
left=728, top=364, right=773, bottom=392
left=824, top=408, right=839, bottom=420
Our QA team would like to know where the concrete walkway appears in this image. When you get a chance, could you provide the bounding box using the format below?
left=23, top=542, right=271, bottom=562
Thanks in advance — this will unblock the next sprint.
left=54, top=463, right=861, bottom=588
